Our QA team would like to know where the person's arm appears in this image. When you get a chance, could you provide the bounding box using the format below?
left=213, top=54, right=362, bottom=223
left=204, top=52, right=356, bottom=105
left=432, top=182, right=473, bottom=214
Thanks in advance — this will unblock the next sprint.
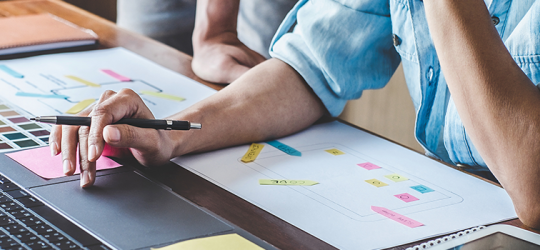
left=50, top=58, right=326, bottom=187
left=424, top=0, right=540, bottom=228
left=191, top=0, right=266, bottom=84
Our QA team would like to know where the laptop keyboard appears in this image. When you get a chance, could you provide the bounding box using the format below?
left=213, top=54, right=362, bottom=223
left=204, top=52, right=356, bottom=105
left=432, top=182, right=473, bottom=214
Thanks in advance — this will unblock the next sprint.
left=0, top=174, right=110, bottom=250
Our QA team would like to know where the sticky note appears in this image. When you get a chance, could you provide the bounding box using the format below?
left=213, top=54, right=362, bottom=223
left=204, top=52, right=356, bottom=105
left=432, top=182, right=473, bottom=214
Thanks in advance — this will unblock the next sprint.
left=241, top=143, right=264, bottom=163
left=365, top=179, right=388, bottom=187
left=385, top=173, right=409, bottom=182
left=266, top=140, right=301, bottom=156
left=152, top=233, right=263, bottom=250
left=65, top=99, right=95, bottom=114
left=411, top=185, right=434, bottom=194
left=324, top=148, right=345, bottom=155
left=6, top=146, right=121, bottom=179
left=0, top=65, right=24, bottom=78
left=371, top=206, right=424, bottom=228
left=358, top=162, right=381, bottom=170
left=65, top=75, right=101, bottom=87
left=140, top=90, right=185, bottom=101
left=16, top=92, right=68, bottom=99
left=101, top=69, right=131, bottom=82
left=259, top=179, right=318, bottom=186
left=394, top=193, right=419, bottom=202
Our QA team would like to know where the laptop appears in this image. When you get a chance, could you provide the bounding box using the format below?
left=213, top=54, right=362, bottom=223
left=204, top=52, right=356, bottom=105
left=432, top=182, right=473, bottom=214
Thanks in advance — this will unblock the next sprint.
left=0, top=152, right=275, bottom=249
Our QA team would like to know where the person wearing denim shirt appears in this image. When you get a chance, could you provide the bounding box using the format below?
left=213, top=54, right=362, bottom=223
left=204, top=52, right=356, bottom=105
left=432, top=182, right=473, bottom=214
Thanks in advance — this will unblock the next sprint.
left=52, top=0, right=540, bottom=228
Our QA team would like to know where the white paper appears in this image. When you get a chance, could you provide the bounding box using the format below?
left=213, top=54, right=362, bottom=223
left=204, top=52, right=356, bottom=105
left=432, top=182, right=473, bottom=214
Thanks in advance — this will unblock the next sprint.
left=0, top=48, right=216, bottom=118
left=173, top=121, right=517, bottom=250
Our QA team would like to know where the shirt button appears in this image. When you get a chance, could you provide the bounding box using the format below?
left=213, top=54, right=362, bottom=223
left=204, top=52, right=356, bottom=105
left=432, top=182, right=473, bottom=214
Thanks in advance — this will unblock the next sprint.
left=426, top=66, right=434, bottom=84
left=491, top=16, right=500, bottom=25
left=393, top=34, right=401, bottom=46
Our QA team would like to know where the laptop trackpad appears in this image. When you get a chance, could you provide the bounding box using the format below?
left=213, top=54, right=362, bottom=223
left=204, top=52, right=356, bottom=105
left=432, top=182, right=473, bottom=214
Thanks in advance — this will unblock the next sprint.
left=30, top=171, right=233, bottom=249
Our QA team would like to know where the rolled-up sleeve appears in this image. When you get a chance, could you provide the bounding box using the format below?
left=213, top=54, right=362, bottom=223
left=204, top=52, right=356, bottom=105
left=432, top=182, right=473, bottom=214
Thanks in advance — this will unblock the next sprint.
left=270, top=0, right=401, bottom=116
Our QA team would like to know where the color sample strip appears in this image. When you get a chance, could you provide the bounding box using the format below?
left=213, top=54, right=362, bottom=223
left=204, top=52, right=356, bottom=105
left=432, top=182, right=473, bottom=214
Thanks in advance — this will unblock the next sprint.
left=3, top=132, right=26, bottom=140
left=0, top=111, right=18, bottom=117
left=358, top=162, right=381, bottom=170
left=8, top=117, right=29, bottom=124
left=30, top=130, right=50, bottom=137
left=241, top=143, right=264, bottom=163
left=140, top=90, right=186, bottom=101
left=411, top=185, right=434, bottom=194
left=0, top=65, right=24, bottom=78
left=371, top=206, right=424, bottom=228
left=40, top=137, right=49, bottom=143
left=266, top=140, right=301, bottom=156
left=6, top=146, right=121, bottom=179
left=385, top=173, right=409, bottom=182
left=65, top=99, right=95, bottom=114
left=19, top=124, right=41, bottom=130
left=365, top=179, right=388, bottom=187
left=259, top=179, right=318, bottom=186
left=65, top=75, right=101, bottom=87
left=0, top=121, right=4, bottom=126
left=0, top=127, right=15, bottom=133
left=152, top=233, right=263, bottom=250
left=324, top=148, right=345, bottom=155
left=0, top=143, right=12, bottom=150
left=0, top=105, right=9, bottom=110
left=14, top=140, right=38, bottom=148
left=16, top=92, right=69, bottom=99
left=101, top=69, right=131, bottom=82
left=394, top=193, right=419, bottom=203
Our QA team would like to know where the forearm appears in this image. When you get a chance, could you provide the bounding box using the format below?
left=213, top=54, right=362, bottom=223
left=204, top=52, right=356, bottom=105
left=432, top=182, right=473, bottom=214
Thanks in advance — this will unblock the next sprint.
left=171, top=58, right=326, bottom=155
left=424, top=0, right=540, bottom=226
left=193, top=0, right=240, bottom=48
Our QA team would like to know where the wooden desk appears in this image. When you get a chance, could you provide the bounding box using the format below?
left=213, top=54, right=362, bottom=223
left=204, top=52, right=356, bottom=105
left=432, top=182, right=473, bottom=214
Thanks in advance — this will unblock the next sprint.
left=0, top=1, right=537, bottom=249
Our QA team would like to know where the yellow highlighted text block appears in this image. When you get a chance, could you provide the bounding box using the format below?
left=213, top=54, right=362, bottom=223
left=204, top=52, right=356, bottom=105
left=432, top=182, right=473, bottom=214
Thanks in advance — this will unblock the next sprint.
left=140, top=90, right=185, bottom=102
left=365, top=179, right=388, bottom=187
left=259, top=179, right=318, bottom=186
left=241, top=143, right=264, bottom=163
left=324, top=148, right=345, bottom=156
left=152, top=233, right=263, bottom=250
left=385, top=173, right=409, bottom=182
left=65, top=99, right=95, bottom=114
left=65, top=75, right=100, bottom=87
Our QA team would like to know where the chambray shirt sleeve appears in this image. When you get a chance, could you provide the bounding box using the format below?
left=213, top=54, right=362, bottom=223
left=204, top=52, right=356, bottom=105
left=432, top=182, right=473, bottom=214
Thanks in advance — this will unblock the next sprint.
left=269, top=0, right=401, bottom=117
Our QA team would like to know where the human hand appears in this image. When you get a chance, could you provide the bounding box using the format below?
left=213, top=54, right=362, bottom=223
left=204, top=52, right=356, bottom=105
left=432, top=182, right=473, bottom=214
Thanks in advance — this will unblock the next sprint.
left=49, top=89, right=179, bottom=187
left=192, top=32, right=266, bottom=84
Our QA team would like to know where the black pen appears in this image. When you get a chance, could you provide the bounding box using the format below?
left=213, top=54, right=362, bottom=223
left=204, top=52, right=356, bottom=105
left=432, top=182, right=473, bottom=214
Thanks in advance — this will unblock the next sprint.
left=30, top=116, right=202, bottom=130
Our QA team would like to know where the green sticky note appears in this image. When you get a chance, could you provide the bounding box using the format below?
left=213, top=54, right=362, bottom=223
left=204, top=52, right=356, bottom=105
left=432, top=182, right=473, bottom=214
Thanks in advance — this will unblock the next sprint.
left=259, top=179, right=318, bottom=186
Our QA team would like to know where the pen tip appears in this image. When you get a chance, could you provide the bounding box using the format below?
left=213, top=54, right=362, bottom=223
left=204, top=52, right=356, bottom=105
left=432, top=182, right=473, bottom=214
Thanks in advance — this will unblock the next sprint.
left=29, top=117, right=35, bottom=121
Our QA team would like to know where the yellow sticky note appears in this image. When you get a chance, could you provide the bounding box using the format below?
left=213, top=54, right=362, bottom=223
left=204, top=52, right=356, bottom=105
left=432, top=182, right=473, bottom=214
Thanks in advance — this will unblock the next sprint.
left=385, top=173, right=409, bottom=182
left=65, top=99, right=95, bottom=114
left=140, top=90, right=186, bottom=101
left=365, top=179, right=388, bottom=187
left=324, top=148, right=345, bottom=155
left=259, top=179, right=318, bottom=186
left=65, top=75, right=100, bottom=87
left=241, top=143, right=264, bottom=163
left=152, top=233, right=263, bottom=250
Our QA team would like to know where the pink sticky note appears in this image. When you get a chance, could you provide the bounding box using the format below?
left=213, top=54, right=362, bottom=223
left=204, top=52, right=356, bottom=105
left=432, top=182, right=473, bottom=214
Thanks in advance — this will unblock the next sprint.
left=6, top=146, right=121, bottom=179
left=371, top=206, right=424, bottom=228
left=394, top=193, right=419, bottom=203
left=358, top=162, right=381, bottom=170
left=101, top=69, right=131, bottom=82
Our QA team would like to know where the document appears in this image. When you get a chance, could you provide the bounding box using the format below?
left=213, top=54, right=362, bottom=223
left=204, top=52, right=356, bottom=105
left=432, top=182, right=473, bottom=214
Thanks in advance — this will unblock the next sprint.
left=173, top=121, right=517, bottom=250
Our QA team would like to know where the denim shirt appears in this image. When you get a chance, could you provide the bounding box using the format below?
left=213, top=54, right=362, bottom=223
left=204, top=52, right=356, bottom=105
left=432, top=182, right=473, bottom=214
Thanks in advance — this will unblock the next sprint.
left=269, top=0, right=540, bottom=170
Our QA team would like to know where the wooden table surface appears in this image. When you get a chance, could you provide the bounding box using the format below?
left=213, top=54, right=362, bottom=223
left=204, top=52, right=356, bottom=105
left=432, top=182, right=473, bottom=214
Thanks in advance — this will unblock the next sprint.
left=0, top=0, right=538, bottom=249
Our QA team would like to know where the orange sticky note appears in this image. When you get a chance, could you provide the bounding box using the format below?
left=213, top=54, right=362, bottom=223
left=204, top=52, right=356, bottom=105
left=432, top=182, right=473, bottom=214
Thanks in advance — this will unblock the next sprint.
left=6, top=146, right=121, bottom=179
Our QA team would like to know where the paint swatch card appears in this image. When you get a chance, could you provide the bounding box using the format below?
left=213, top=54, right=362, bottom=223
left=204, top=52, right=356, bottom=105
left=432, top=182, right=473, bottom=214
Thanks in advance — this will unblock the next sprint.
left=0, top=102, right=49, bottom=153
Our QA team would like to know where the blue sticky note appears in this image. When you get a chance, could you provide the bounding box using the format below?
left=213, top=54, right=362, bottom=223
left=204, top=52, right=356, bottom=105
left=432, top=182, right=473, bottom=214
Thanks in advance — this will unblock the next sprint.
left=16, top=92, right=68, bottom=99
left=410, top=185, right=434, bottom=194
left=266, top=140, right=301, bottom=156
left=0, top=65, right=24, bottom=78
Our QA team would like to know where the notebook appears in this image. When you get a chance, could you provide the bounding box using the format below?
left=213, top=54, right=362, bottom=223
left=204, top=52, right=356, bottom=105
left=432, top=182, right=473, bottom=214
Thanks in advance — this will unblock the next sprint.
left=0, top=14, right=98, bottom=56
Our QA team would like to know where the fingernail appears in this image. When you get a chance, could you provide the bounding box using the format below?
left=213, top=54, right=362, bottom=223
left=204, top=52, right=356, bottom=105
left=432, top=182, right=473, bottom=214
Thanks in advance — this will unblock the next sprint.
left=63, top=160, right=71, bottom=175
left=88, top=145, right=97, bottom=162
left=50, top=142, right=59, bottom=156
left=107, top=127, right=121, bottom=142
left=81, top=171, right=89, bottom=187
